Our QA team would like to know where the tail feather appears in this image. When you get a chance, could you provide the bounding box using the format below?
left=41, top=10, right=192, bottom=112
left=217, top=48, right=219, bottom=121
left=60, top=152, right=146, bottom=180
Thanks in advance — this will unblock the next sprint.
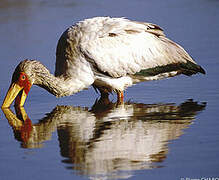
left=135, top=60, right=206, bottom=77
left=180, top=61, right=206, bottom=76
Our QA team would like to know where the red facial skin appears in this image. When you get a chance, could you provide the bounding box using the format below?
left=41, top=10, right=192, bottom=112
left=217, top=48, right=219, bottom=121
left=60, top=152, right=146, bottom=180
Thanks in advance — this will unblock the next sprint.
left=17, top=72, right=31, bottom=94
left=15, top=72, right=32, bottom=106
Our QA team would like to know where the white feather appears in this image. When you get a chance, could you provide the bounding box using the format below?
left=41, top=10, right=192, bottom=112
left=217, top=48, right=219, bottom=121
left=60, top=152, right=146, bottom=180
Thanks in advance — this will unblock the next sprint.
left=55, top=17, right=200, bottom=94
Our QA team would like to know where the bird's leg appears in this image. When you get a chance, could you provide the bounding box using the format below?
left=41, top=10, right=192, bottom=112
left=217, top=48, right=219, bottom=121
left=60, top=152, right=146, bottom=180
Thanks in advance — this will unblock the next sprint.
left=116, top=90, right=124, bottom=104
left=99, top=91, right=110, bottom=105
left=94, top=86, right=111, bottom=105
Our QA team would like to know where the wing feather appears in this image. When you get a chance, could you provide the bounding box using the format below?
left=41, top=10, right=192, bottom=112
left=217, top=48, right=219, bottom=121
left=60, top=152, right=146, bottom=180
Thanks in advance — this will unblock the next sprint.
left=78, top=17, right=196, bottom=78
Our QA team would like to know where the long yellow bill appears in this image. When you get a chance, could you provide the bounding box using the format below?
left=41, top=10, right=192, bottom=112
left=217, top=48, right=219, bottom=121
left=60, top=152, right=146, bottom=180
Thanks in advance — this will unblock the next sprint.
left=2, top=83, right=26, bottom=108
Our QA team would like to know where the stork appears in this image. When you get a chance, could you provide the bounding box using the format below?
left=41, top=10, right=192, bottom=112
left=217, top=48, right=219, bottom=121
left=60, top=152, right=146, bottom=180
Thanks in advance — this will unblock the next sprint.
left=2, top=17, right=205, bottom=108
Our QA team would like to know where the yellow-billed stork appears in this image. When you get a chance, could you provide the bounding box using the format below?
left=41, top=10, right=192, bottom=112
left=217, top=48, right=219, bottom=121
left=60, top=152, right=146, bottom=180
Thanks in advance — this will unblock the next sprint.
left=2, top=17, right=205, bottom=108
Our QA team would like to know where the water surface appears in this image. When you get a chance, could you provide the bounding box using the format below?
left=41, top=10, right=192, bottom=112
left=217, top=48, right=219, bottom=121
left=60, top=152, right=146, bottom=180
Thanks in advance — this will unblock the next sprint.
left=0, top=0, right=219, bottom=180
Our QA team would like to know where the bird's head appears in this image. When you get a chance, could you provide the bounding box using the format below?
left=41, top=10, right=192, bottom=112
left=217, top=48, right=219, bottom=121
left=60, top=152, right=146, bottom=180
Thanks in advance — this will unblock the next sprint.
left=2, top=60, right=43, bottom=108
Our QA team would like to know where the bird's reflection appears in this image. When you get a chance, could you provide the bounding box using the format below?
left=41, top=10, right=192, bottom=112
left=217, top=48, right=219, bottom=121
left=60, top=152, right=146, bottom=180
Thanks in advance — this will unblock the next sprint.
left=2, top=99, right=206, bottom=179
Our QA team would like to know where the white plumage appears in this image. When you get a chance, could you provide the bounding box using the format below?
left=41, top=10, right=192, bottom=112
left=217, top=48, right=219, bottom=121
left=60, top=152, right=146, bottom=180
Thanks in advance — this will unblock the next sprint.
left=2, top=17, right=205, bottom=107
left=55, top=17, right=205, bottom=99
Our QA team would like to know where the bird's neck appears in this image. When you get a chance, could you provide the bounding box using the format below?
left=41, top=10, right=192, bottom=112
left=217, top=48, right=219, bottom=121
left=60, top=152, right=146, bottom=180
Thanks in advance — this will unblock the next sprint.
left=34, top=66, right=85, bottom=97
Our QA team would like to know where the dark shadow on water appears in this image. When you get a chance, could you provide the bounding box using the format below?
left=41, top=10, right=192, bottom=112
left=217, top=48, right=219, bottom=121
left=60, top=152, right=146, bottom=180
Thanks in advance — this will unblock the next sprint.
left=2, top=99, right=206, bottom=179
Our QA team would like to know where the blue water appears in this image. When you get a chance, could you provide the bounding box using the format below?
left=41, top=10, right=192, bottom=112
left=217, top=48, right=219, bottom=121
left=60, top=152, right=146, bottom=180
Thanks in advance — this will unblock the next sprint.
left=0, top=0, right=219, bottom=179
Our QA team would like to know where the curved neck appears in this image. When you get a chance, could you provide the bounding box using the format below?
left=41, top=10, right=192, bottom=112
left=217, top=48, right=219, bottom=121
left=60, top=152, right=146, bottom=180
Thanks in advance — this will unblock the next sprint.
left=34, top=65, right=86, bottom=97
left=36, top=74, right=70, bottom=97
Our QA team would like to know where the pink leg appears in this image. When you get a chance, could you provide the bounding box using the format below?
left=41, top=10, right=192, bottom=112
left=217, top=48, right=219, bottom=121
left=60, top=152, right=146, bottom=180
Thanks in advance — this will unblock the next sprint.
left=117, top=91, right=124, bottom=104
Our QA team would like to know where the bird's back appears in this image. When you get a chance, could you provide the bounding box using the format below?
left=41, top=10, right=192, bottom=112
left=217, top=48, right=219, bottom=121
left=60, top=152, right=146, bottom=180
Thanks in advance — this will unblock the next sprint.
left=55, top=17, right=205, bottom=83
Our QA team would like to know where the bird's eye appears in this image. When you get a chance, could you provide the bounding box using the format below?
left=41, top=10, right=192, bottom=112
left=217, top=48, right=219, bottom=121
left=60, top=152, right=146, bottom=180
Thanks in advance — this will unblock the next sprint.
left=21, top=75, right=26, bottom=80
